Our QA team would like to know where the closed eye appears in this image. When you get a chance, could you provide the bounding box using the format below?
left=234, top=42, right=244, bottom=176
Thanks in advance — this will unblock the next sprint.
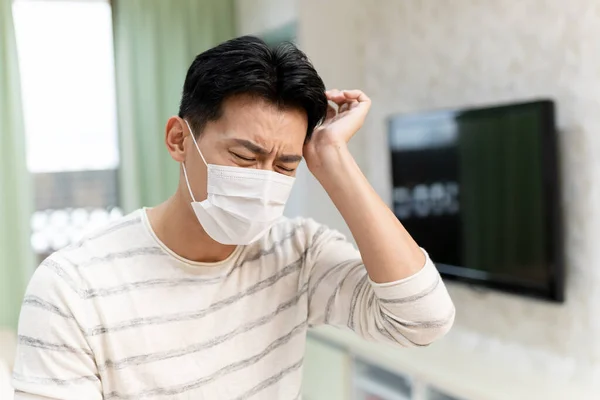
left=231, top=152, right=255, bottom=162
left=278, top=165, right=296, bottom=172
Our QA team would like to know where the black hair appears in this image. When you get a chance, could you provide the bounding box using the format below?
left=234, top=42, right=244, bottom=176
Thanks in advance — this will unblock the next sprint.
left=178, top=36, right=327, bottom=140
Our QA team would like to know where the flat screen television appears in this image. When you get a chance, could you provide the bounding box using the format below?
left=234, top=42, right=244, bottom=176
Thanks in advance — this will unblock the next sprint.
left=388, top=100, right=564, bottom=302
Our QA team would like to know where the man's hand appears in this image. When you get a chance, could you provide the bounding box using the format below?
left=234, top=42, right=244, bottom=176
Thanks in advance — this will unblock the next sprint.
left=304, top=89, right=371, bottom=176
left=302, top=88, right=425, bottom=283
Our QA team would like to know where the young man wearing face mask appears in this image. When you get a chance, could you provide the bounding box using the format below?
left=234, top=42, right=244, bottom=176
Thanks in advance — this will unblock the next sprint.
left=13, top=37, right=455, bottom=400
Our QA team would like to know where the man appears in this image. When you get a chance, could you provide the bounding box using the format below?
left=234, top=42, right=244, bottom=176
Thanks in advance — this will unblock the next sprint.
left=13, top=36, right=455, bottom=399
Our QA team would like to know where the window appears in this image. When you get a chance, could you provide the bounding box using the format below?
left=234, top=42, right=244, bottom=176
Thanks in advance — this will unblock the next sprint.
left=13, top=0, right=122, bottom=260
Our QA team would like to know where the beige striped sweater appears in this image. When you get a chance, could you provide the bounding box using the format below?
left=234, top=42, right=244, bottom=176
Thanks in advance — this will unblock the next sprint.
left=12, top=209, right=455, bottom=400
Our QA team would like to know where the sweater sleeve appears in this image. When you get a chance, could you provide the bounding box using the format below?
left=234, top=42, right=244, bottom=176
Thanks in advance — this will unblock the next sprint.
left=304, top=219, right=455, bottom=347
left=12, top=256, right=103, bottom=400
left=13, top=392, right=60, bottom=400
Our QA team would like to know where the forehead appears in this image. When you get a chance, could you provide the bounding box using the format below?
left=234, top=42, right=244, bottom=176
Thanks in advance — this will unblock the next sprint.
left=212, top=95, right=308, bottom=148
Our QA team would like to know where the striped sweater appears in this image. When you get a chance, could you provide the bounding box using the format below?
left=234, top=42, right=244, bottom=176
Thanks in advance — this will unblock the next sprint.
left=13, top=209, right=455, bottom=400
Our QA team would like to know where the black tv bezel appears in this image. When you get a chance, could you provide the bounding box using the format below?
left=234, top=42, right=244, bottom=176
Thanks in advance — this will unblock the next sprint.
left=387, top=99, right=565, bottom=303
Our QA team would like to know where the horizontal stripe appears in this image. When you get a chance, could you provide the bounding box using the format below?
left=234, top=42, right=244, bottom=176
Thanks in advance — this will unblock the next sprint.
left=65, top=217, right=141, bottom=251
left=379, top=311, right=429, bottom=347
left=310, top=225, right=328, bottom=248
left=44, top=257, right=224, bottom=300
left=232, top=358, right=304, bottom=400
left=324, top=262, right=363, bottom=324
left=44, top=226, right=303, bottom=301
left=308, top=259, right=360, bottom=308
left=367, top=290, right=376, bottom=309
left=104, top=320, right=308, bottom=399
left=87, top=252, right=306, bottom=336
left=88, top=229, right=301, bottom=296
left=18, top=336, right=93, bottom=356
left=390, top=309, right=456, bottom=329
left=78, top=247, right=166, bottom=268
left=98, top=283, right=309, bottom=371
left=41, top=258, right=82, bottom=295
left=22, top=296, right=74, bottom=319
left=89, top=228, right=302, bottom=297
left=84, top=275, right=223, bottom=299
left=13, top=371, right=99, bottom=386
left=348, top=274, right=369, bottom=330
left=83, top=220, right=299, bottom=270
left=378, top=275, right=441, bottom=304
left=376, top=322, right=396, bottom=341
left=241, top=225, right=301, bottom=266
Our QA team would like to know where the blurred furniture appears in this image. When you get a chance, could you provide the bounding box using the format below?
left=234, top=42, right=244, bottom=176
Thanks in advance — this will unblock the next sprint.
left=302, top=335, right=350, bottom=399
left=303, top=326, right=599, bottom=400
left=302, top=329, right=464, bottom=400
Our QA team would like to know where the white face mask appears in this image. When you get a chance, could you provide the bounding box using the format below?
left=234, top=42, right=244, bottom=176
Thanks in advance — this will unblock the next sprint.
left=181, top=120, right=296, bottom=245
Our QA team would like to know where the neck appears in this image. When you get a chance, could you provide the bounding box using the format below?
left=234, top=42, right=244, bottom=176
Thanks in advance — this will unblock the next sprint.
left=146, top=189, right=237, bottom=263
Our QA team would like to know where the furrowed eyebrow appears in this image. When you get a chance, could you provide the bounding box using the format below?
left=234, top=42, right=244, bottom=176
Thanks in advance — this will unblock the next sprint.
left=232, top=139, right=302, bottom=163
left=232, top=139, right=269, bottom=155
left=278, top=154, right=303, bottom=163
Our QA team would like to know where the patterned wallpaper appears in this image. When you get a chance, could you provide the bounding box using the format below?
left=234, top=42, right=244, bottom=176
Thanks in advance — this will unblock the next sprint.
left=362, top=0, right=600, bottom=385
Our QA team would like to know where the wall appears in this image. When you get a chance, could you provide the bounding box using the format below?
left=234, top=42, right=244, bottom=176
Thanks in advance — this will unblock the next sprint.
left=234, top=0, right=295, bottom=36
left=364, top=0, right=600, bottom=383
left=236, top=0, right=600, bottom=395
left=296, top=0, right=366, bottom=240
left=298, top=0, right=600, bottom=394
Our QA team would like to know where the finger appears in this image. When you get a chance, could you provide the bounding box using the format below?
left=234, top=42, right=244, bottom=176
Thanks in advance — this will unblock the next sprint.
left=325, top=104, right=337, bottom=120
left=339, top=100, right=358, bottom=114
left=326, top=89, right=346, bottom=105
left=342, top=89, right=371, bottom=103
left=325, top=89, right=342, bottom=99
left=328, top=96, right=348, bottom=108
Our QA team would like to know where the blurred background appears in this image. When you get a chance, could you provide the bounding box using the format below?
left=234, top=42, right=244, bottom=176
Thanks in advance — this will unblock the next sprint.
left=1, top=0, right=600, bottom=399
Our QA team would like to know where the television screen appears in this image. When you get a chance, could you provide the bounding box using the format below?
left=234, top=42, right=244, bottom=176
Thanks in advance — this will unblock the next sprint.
left=388, top=100, right=563, bottom=301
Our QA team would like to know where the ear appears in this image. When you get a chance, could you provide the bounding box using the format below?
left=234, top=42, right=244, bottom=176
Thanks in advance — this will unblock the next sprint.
left=165, top=116, right=187, bottom=162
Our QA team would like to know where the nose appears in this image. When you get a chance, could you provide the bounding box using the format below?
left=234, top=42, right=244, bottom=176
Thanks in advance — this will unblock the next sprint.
left=257, top=160, right=276, bottom=172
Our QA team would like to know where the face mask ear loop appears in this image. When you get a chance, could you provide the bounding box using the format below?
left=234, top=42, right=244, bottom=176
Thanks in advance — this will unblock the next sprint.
left=184, top=119, right=208, bottom=167
left=181, top=162, right=198, bottom=202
